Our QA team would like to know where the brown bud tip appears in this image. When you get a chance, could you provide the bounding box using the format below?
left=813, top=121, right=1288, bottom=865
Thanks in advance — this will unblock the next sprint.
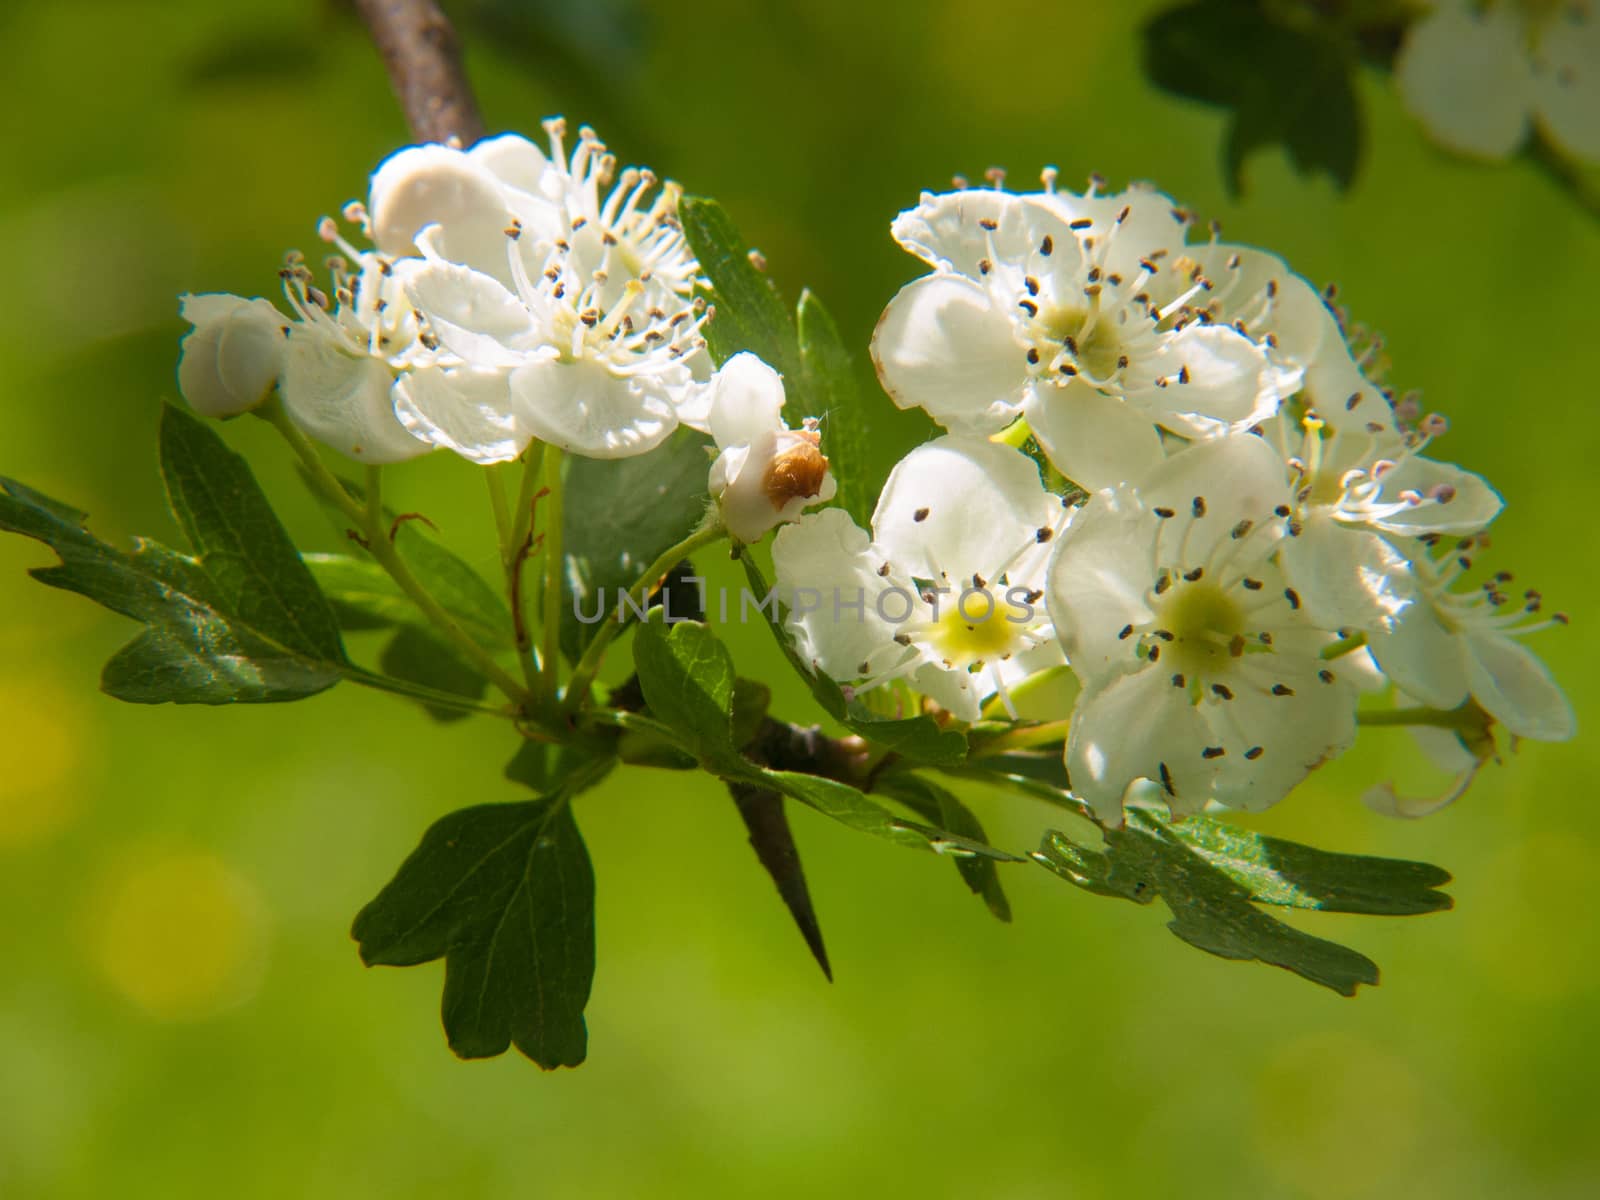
left=762, top=436, right=829, bottom=511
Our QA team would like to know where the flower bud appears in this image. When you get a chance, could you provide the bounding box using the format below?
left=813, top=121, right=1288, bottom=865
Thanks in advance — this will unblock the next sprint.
left=177, top=294, right=288, bottom=418
left=705, top=354, right=836, bottom=544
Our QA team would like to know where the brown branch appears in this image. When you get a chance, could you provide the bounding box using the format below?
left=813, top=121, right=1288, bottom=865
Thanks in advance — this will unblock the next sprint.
left=352, top=0, right=486, bottom=145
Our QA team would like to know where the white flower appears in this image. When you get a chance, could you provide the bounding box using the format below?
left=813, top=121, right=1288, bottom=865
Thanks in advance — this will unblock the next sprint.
left=1271, top=390, right=1502, bottom=636
left=1047, top=435, right=1361, bottom=822
left=703, top=353, right=835, bottom=544
left=1366, top=534, right=1574, bottom=742
left=870, top=182, right=1291, bottom=489
left=275, top=228, right=434, bottom=463
left=176, top=294, right=289, bottom=417
left=1397, top=0, right=1600, bottom=164
left=375, top=120, right=709, bottom=462
left=772, top=436, right=1066, bottom=722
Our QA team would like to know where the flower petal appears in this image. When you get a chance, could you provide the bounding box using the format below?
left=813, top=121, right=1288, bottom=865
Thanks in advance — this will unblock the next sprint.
left=1046, top=483, right=1158, bottom=684
left=771, top=508, right=902, bottom=681
left=1191, top=243, right=1336, bottom=369
left=1463, top=632, right=1575, bottom=741
left=177, top=294, right=288, bottom=418
left=1396, top=1, right=1533, bottom=160
left=1042, top=184, right=1189, bottom=282
left=871, top=435, right=1057, bottom=583
left=1367, top=603, right=1470, bottom=711
left=393, top=364, right=525, bottom=464
left=871, top=273, right=1031, bottom=431
left=282, top=329, right=428, bottom=463
left=1023, top=379, right=1164, bottom=491
left=1532, top=4, right=1600, bottom=162
left=1120, top=323, right=1284, bottom=437
left=707, top=352, right=786, bottom=449
left=1137, top=432, right=1291, bottom=567
left=404, top=260, right=542, bottom=367
left=1208, top=660, right=1358, bottom=811
left=511, top=357, right=677, bottom=458
left=1365, top=456, right=1503, bottom=536
left=1279, top=515, right=1414, bottom=633
left=890, top=190, right=1082, bottom=280
left=369, top=143, right=520, bottom=282
left=1067, top=670, right=1214, bottom=822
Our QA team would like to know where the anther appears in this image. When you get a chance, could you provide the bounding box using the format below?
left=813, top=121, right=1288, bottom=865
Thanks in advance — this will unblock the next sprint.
left=1191, top=495, right=1207, bottom=517
left=1201, top=746, right=1225, bottom=759
left=1284, top=588, right=1301, bottom=610
left=1244, top=746, right=1264, bottom=760
left=1211, top=684, right=1233, bottom=700
left=1271, top=684, right=1294, bottom=696
left=913, top=507, right=930, bottom=522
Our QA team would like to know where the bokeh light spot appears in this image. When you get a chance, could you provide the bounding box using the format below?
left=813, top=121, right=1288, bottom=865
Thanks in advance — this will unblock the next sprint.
left=0, top=672, right=86, bottom=849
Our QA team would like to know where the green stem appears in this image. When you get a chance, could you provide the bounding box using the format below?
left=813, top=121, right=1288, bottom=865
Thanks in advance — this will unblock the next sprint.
left=261, top=401, right=532, bottom=712
left=970, top=718, right=1072, bottom=758
left=344, top=665, right=513, bottom=717
left=1356, top=705, right=1474, bottom=730
left=1320, top=632, right=1367, bottom=660
left=563, top=521, right=728, bottom=713
left=499, top=445, right=546, bottom=696
left=539, top=446, right=565, bottom=714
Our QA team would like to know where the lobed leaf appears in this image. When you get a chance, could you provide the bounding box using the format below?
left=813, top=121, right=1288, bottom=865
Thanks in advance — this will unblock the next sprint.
left=1034, top=807, right=1454, bottom=995
left=352, top=794, right=598, bottom=1068
left=0, top=408, right=348, bottom=704
left=877, top=774, right=1012, bottom=922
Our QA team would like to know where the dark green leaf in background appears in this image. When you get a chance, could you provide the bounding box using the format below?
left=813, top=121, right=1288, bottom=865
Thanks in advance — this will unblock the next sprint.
left=680, top=196, right=805, bottom=419
left=1143, top=0, right=1362, bottom=194
left=560, top=427, right=712, bottom=661
left=377, top=625, right=489, bottom=723
left=797, top=287, right=874, bottom=527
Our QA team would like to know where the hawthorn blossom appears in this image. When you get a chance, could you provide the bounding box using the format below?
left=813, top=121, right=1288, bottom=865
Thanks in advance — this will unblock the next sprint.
left=1047, top=435, right=1362, bottom=822
left=1366, top=534, right=1574, bottom=742
left=772, top=436, right=1066, bottom=722
left=871, top=181, right=1291, bottom=489
left=176, top=295, right=289, bottom=418
left=1397, top=0, right=1600, bottom=163
left=379, top=121, right=710, bottom=462
left=702, top=353, right=835, bottom=544
left=1270, top=390, right=1502, bottom=636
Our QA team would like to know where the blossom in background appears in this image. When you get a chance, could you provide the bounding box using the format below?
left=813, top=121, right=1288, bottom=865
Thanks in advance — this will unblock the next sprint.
left=773, top=436, right=1065, bottom=722
left=1367, top=534, right=1574, bottom=743
left=871, top=182, right=1290, bottom=489
left=176, top=295, right=289, bottom=418
left=1396, top=0, right=1600, bottom=163
left=700, top=353, right=835, bottom=544
left=1047, top=435, right=1363, bottom=821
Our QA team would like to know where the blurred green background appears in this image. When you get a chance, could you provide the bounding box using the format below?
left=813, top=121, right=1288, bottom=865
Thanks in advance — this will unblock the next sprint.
left=2, top=0, right=1597, bottom=1195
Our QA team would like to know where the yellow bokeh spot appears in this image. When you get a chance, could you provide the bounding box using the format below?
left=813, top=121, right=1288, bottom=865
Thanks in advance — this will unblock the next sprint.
left=1254, top=1032, right=1423, bottom=1199
left=83, top=845, right=269, bottom=1021
left=0, top=672, right=86, bottom=849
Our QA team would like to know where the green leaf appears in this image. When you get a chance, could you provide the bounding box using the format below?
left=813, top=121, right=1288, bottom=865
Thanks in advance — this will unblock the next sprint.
left=1034, top=808, right=1453, bottom=995
left=305, top=552, right=511, bottom=648
left=352, top=795, right=597, bottom=1068
left=303, top=473, right=513, bottom=650
left=726, top=782, right=832, bottom=980
left=159, top=403, right=345, bottom=662
left=560, top=427, right=713, bottom=660
left=632, top=616, right=737, bottom=764
left=1143, top=1, right=1362, bottom=194
left=740, top=554, right=967, bottom=766
left=877, top=774, right=1012, bottom=922
left=796, top=288, right=873, bottom=527
left=632, top=617, right=1009, bottom=860
left=1164, top=814, right=1453, bottom=915
left=1, top=434, right=346, bottom=705
left=378, top=625, right=488, bottom=723
left=730, top=678, right=771, bottom=751
left=680, top=196, right=806, bottom=418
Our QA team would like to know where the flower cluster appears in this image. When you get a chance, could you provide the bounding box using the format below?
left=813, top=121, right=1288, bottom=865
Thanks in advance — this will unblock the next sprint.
left=776, top=171, right=1572, bottom=823
left=177, top=125, right=1571, bottom=828
left=178, top=120, right=834, bottom=541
